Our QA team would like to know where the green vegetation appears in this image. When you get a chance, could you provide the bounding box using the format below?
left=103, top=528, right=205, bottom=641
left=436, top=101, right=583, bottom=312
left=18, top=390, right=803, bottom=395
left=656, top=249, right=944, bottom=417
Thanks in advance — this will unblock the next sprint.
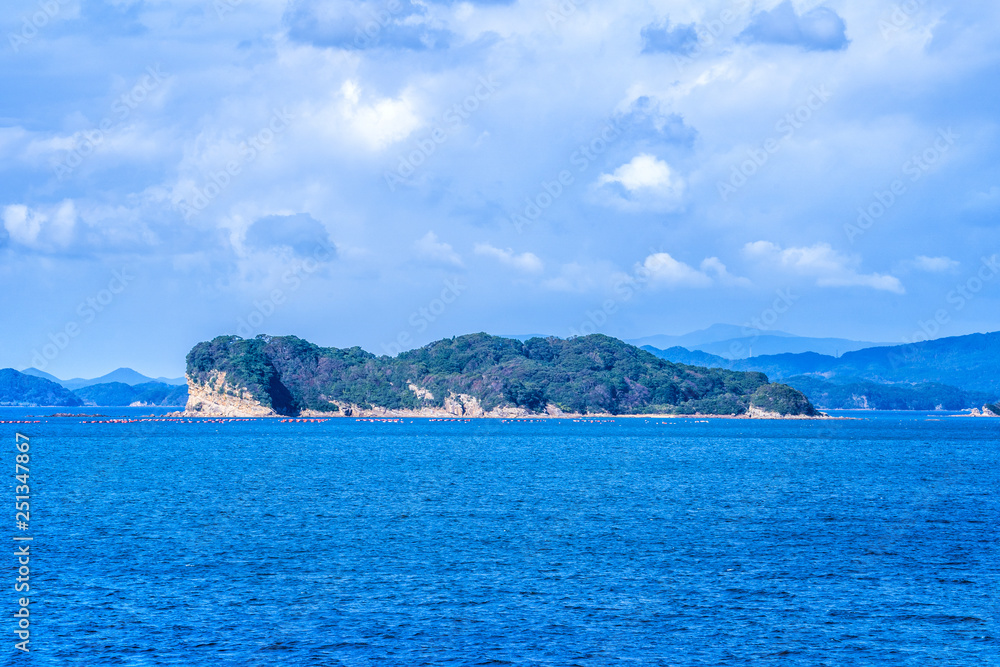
left=186, top=333, right=819, bottom=417
left=0, top=369, right=82, bottom=407
left=984, top=403, right=1000, bottom=416
left=750, top=383, right=818, bottom=416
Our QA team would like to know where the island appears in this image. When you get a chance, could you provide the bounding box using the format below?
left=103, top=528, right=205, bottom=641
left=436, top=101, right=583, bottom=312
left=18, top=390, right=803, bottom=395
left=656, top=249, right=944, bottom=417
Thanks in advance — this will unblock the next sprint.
left=179, top=333, right=824, bottom=419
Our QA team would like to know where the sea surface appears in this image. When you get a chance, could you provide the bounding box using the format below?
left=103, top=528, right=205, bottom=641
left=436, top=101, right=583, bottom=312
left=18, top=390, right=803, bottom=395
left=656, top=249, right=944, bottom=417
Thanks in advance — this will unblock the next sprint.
left=2, top=408, right=997, bottom=666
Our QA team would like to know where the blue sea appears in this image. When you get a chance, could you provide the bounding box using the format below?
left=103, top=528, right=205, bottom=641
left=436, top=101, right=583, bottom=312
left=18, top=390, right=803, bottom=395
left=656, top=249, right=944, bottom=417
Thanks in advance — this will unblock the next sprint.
left=2, top=408, right=998, bottom=665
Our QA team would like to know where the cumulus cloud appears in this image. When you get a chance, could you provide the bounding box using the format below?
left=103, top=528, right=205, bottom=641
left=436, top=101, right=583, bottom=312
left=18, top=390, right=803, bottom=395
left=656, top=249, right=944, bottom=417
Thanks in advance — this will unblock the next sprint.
left=244, top=213, right=336, bottom=258
left=640, top=19, right=699, bottom=55
left=594, top=154, right=684, bottom=212
left=639, top=253, right=750, bottom=289
left=739, top=1, right=849, bottom=52
left=2, top=201, right=76, bottom=250
left=744, top=241, right=904, bottom=293
left=415, top=231, right=463, bottom=267
left=600, top=154, right=673, bottom=190
left=338, top=81, right=421, bottom=151
left=699, top=256, right=753, bottom=288
left=642, top=252, right=712, bottom=288
left=911, top=255, right=960, bottom=272
left=473, top=243, right=543, bottom=273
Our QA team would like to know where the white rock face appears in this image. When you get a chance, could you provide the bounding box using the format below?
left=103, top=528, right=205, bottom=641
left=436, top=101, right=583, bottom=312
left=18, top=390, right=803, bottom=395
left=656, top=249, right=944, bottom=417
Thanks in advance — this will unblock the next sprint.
left=408, top=384, right=435, bottom=401
left=303, top=393, right=542, bottom=419
left=183, top=371, right=547, bottom=418
left=748, top=405, right=785, bottom=419
left=184, top=372, right=279, bottom=417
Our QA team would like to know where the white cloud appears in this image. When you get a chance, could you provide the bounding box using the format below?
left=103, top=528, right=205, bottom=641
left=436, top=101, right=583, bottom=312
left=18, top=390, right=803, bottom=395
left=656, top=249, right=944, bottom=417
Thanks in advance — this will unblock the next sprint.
left=638, top=252, right=749, bottom=289
left=3, top=205, right=42, bottom=245
left=744, top=241, right=905, bottom=293
left=473, top=243, right=543, bottom=273
left=338, top=80, right=421, bottom=152
left=593, top=154, right=685, bottom=212
left=912, top=255, right=959, bottom=272
left=642, top=252, right=712, bottom=288
left=699, top=256, right=753, bottom=288
left=3, top=201, right=76, bottom=249
left=599, top=154, right=674, bottom=191
left=414, top=231, right=463, bottom=267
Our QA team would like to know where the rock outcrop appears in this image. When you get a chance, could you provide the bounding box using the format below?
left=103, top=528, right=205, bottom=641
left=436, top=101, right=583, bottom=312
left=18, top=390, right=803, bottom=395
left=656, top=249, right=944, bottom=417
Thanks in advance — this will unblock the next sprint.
left=185, top=371, right=279, bottom=417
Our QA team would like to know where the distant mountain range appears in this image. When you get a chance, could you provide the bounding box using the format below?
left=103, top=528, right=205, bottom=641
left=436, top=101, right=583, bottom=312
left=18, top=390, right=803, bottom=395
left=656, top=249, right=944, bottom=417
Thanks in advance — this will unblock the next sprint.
left=19, top=367, right=186, bottom=390
left=644, top=331, right=1000, bottom=410
left=503, top=325, right=881, bottom=359
left=0, top=369, right=188, bottom=407
left=627, top=323, right=886, bottom=359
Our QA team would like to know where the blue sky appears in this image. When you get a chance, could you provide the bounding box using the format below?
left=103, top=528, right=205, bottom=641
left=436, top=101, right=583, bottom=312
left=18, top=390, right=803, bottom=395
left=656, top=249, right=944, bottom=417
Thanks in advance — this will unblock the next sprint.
left=2, top=0, right=999, bottom=377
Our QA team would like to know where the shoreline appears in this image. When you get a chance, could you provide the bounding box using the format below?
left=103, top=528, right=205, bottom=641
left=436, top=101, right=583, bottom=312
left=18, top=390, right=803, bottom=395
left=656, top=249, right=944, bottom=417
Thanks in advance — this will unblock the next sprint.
left=163, top=409, right=843, bottom=421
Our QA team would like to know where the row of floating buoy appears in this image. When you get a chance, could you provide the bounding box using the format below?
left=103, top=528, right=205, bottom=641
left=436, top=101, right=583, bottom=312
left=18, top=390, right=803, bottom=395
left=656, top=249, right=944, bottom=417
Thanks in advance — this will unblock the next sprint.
left=83, top=419, right=140, bottom=424
left=0, top=420, right=40, bottom=424
left=82, top=418, right=206, bottom=424
left=280, top=418, right=329, bottom=423
left=355, top=418, right=403, bottom=423
left=145, top=418, right=253, bottom=423
left=428, top=418, right=472, bottom=422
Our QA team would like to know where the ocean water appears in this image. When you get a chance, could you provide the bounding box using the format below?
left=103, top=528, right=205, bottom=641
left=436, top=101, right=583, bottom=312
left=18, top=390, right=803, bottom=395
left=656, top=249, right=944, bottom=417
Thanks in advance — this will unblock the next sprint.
left=3, top=408, right=998, bottom=665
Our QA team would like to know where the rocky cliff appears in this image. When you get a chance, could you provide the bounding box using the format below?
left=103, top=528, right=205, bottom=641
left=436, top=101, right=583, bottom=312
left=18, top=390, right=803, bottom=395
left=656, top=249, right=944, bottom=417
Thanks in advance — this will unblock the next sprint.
left=185, top=371, right=281, bottom=417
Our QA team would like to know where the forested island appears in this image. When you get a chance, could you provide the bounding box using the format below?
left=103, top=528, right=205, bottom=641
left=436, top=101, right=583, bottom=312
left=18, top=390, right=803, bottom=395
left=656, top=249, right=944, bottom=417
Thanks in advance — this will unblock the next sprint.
left=183, top=333, right=821, bottom=418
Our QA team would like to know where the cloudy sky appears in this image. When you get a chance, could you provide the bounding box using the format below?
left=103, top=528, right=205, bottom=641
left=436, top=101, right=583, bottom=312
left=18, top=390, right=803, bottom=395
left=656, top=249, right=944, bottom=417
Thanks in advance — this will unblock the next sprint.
left=2, top=0, right=998, bottom=377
